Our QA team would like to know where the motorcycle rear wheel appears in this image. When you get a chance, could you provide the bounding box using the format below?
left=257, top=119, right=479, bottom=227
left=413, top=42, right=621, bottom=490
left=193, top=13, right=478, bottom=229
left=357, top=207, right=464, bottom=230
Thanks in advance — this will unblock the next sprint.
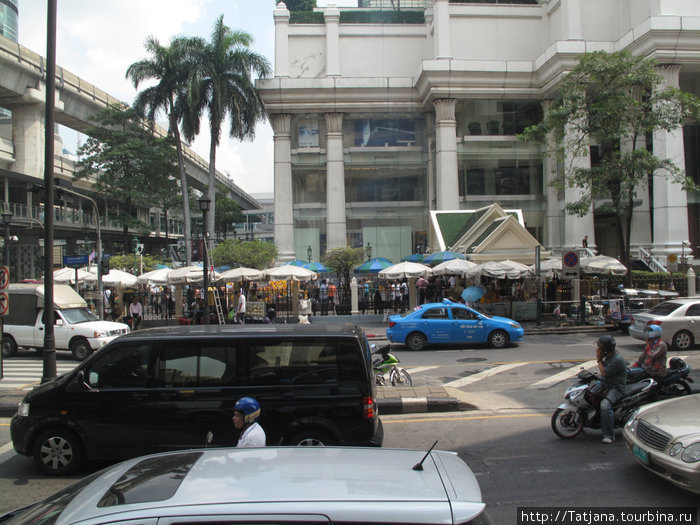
left=551, top=408, right=584, bottom=439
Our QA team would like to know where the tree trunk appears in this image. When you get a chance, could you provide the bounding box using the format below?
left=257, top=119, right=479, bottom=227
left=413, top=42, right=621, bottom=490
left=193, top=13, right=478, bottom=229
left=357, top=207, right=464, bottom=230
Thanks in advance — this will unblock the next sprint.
left=170, top=115, right=192, bottom=266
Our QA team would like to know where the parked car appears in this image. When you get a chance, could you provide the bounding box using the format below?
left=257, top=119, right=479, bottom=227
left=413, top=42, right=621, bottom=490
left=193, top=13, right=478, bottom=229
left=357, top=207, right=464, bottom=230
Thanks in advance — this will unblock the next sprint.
left=386, top=299, right=524, bottom=350
left=0, top=447, right=493, bottom=525
left=11, top=324, right=383, bottom=475
left=623, top=393, right=700, bottom=494
left=629, top=298, right=700, bottom=349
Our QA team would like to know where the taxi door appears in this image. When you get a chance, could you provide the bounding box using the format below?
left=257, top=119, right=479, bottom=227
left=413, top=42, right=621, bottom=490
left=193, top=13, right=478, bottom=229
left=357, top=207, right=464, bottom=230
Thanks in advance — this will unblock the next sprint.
left=451, top=306, right=484, bottom=342
left=418, top=306, right=452, bottom=343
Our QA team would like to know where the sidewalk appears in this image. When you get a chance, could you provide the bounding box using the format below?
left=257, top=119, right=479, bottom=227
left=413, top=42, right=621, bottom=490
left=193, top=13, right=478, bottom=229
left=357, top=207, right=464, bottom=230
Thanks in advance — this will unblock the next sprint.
left=0, top=315, right=611, bottom=418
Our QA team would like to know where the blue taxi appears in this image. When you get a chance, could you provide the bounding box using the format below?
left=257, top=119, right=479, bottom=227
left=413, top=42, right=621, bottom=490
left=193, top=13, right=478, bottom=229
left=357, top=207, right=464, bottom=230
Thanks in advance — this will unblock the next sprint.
left=386, top=299, right=524, bottom=350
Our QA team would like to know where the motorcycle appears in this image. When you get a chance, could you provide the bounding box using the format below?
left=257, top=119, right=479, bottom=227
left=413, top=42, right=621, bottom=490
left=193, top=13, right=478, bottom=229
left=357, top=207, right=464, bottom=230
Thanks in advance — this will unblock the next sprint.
left=551, top=368, right=657, bottom=439
left=371, top=344, right=412, bottom=386
left=627, top=357, right=693, bottom=399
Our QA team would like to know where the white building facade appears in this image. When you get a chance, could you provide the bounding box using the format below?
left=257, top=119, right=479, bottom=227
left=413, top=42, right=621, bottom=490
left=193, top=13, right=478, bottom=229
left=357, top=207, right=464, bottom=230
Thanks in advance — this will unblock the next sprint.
left=258, top=0, right=700, bottom=266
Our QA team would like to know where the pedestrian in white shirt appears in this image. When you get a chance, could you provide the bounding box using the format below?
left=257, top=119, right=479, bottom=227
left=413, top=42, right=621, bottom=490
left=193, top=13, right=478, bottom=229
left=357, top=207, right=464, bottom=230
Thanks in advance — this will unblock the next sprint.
left=236, top=289, right=247, bottom=324
left=233, top=397, right=266, bottom=447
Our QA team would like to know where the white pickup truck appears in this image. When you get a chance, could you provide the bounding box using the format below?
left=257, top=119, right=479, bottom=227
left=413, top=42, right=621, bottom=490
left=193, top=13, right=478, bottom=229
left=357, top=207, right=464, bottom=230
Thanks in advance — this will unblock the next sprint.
left=1, top=284, right=130, bottom=361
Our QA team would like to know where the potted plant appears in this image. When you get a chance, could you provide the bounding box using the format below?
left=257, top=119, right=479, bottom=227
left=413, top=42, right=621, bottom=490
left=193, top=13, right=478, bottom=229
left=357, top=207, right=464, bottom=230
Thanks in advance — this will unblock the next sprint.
left=468, top=121, right=481, bottom=135
left=487, top=120, right=500, bottom=135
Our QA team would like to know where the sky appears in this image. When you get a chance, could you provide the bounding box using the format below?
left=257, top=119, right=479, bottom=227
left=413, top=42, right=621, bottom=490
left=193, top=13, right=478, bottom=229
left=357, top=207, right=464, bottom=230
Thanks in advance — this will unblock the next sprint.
left=18, top=0, right=356, bottom=198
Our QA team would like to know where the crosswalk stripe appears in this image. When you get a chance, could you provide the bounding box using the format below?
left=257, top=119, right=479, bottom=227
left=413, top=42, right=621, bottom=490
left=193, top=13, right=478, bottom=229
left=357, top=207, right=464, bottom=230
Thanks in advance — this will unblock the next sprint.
left=444, top=362, right=527, bottom=388
left=405, top=366, right=440, bottom=374
left=527, top=360, right=598, bottom=389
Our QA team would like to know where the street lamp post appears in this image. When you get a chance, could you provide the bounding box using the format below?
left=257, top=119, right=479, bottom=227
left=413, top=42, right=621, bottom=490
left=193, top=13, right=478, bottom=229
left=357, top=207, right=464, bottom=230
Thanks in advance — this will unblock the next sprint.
left=366, top=242, right=372, bottom=260
left=307, top=245, right=312, bottom=263
left=198, top=195, right=211, bottom=325
left=2, top=210, right=12, bottom=271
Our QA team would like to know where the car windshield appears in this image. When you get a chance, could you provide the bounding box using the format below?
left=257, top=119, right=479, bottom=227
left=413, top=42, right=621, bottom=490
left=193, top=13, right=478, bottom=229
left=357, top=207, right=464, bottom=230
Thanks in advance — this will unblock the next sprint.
left=61, top=307, right=100, bottom=324
left=2, top=470, right=104, bottom=525
left=647, top=302, right=683, bottom=316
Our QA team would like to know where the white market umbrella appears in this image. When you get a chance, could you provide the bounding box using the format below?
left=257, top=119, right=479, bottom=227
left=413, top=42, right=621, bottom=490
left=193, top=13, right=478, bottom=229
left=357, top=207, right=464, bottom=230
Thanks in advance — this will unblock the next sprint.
left=216, top=267, right=264, bottom=283
left=467, top=260, right=531, bottom=279
left=137, top=268, right=171, bottom=286
left=264, top=265, right=317, bottom=281
left=580, top=255, right=627, bottom=276
left=431, top=258, right=477, bottom=276
left=85, top=268, right=138, bottom=288
left=53, top=267, right=92, bottom=285
left=530, top=258, right=562, bottom=277
left=378, top=261, right=432, bottom=280
left=167, top=265, right=221, bottom=285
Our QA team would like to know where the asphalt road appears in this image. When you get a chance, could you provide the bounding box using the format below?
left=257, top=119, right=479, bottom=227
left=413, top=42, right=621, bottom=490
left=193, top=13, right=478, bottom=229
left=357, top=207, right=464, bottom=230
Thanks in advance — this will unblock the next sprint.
left=0, top=331, right=698, bottom=520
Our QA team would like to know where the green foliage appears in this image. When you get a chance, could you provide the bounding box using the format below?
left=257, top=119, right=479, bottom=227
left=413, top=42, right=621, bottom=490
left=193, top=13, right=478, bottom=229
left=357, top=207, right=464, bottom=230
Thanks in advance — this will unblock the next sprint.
left=339, top=10, right=424, bottom=24
left=520, top=50, right=700, bottom=283
left=279, top=0, right=316, bottom=10
left=289, top=10, right=324, bottom=23
left=76, top=104, right=179, bottom=247
left=215, top=197, right=245, bottom=239
left=322, top=247, right=366, bottom=299
left=108, top=254, right=163, bottom=273
left=212, top=239, right=278, bottom=269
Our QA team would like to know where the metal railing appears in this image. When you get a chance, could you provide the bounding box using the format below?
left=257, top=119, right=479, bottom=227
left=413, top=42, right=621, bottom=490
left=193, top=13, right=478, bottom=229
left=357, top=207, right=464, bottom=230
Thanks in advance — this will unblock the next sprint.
left=638, top=246, right=669, bottom=273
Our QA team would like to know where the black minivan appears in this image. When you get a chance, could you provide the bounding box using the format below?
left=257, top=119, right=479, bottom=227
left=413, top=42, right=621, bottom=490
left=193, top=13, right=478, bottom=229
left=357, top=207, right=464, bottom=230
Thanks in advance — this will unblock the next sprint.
left=11, top=324, right=383, bottom=475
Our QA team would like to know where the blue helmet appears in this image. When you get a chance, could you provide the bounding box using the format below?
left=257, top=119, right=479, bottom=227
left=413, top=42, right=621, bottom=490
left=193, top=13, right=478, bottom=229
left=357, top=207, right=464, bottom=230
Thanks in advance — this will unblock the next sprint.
left=647, top=324, right=663, bottom=339
left=234, top=397, right=261, bottom=423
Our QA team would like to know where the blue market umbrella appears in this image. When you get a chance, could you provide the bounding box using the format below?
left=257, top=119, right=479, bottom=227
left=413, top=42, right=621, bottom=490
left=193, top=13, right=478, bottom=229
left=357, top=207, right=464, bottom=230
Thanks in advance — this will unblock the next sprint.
left=462, top=286, right=485, bottom=302
left=285, top=259, right=309, bottom=267
left=401, top=253, right=424, bottom=263
left=354, top=258, right=393, bottom=274
left=423, top=251, right=466, bottom=265
left=304, top=261, right=330, bottom=273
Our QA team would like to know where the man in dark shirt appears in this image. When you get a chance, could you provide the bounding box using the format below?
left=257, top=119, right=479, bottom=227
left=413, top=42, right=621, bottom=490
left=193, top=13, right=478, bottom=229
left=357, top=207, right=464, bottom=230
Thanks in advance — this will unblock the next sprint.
left=596, top=335, right=626, bottom=444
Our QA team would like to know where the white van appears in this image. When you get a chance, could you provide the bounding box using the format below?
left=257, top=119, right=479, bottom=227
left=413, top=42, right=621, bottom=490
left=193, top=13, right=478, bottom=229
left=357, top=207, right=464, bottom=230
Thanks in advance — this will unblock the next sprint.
left=1, top=284, right=130, bottom=360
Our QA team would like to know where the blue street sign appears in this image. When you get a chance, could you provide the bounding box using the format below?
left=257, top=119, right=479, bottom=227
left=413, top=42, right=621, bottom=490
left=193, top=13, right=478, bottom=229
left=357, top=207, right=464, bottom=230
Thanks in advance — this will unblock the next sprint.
left=63, top=254, right=89, bottom=267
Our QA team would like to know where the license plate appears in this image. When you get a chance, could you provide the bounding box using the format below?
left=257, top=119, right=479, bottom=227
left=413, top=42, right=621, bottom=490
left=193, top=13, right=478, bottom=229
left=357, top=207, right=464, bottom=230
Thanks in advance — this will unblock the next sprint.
left=632, top=444, right=650, bottom=465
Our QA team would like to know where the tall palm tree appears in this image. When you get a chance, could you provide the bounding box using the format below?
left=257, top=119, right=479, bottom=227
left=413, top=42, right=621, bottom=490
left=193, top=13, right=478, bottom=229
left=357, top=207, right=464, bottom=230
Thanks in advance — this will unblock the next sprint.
left=184, top=15, right=271, bottom=238
left=126, top=36, right=201, bottom=266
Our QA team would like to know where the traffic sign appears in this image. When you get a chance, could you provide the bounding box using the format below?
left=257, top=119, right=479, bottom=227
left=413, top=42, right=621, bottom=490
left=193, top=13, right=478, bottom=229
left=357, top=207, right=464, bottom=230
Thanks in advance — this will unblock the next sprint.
left=562, top=251, right=579, bottom=270
left=562, top=269, right=580, bottom=280
left=63, top=254, right=89, bottom=267
left=0, top=291, right=8, bottom=316
left=0, top=266, right=8, bottom=290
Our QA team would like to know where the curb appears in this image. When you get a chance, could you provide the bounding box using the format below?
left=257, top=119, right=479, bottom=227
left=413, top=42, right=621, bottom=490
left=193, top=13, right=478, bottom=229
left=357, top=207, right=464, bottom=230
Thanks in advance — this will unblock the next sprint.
left=378, top=396, right=469, bottom=414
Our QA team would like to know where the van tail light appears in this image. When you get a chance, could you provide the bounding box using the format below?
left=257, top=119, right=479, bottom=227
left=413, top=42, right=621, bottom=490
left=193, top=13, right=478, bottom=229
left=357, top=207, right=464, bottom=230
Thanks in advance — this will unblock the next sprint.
left=363, top=396, right=376, bottom=419
left=389, top=321, right=396, bottom=328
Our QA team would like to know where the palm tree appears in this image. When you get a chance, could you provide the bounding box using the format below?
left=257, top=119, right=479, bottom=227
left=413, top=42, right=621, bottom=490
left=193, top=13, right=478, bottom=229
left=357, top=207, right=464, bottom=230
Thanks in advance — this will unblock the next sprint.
left=184, top=15, right=271, bottom=238
left=126, top=36, right=201, bottom=266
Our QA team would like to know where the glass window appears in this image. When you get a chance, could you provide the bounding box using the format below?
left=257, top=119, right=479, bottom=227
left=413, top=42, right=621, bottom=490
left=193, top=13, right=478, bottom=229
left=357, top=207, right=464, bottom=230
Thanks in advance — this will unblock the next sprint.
left=159, top=344, right=241, bottom=387
left=452, top=307, right=476, bottom=320
left=353, top=118, right=417, bottom=147
left=421, top=307, right=449, bottom=320
left=87, top=344, right=151, bottom=389
left=685, top=304, right=700, bottom=316
left=247, top=340, right=339, bottom=385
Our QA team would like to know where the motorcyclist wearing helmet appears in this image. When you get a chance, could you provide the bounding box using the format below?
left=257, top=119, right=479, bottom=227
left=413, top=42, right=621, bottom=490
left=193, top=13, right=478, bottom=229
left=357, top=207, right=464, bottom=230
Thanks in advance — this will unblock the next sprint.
left=233, top=397, right=266, bottom=447
left=633, top=325, right=667, bottom=378
left=595, top=335, right=627, bottom=444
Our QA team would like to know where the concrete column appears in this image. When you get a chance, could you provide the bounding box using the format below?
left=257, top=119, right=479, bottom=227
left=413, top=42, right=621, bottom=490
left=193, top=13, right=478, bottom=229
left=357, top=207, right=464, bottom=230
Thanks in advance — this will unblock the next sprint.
left=541, top=101, right=562, bottom=250
left=433, top=99, right=459, bottom=210
left=561, top=0, right=583, bottom=40
left=653, top=64, right=689, bottom=264
left=324, top=3, right=340, bottom=77
left=271, top=113, right=296, bottom=262
left=433, top=0, right=452, bottom=59
left=11, top=99, right=45, bottom=179
left=324, top=112, right=347, bottom=250
left=274, top=2, right=290, bottom=78
left=563, top=119, right=594, bottom=250
left=625, top=86, right=652, bottom=255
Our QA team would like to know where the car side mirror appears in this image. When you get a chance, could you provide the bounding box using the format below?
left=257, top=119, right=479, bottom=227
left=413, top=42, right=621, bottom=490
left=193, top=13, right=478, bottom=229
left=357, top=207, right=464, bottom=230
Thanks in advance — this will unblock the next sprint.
left=55, top=318, right=63, bottom=327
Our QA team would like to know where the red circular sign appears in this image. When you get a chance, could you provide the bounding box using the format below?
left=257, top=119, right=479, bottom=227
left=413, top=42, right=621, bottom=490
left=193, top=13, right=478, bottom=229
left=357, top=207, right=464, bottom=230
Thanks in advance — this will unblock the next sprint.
left=0, top=291, right=8, bottom=316
left=563, top=252, right=579, bottom=268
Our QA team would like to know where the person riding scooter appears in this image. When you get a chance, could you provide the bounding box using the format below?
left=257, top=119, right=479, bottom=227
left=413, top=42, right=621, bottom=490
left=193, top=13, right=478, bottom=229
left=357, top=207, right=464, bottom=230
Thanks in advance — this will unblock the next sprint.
left=595, top=335, right=627, bottom=444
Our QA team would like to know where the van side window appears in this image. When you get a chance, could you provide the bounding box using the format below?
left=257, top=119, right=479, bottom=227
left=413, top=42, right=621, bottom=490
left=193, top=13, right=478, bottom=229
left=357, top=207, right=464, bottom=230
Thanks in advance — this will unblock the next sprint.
left=86, top=344, right=151, bottom=389
left=158, top=344, right=242, bottom=387
left=247, top=340, right=339, bottom=385
left=338, top=341, right=365, bottom=381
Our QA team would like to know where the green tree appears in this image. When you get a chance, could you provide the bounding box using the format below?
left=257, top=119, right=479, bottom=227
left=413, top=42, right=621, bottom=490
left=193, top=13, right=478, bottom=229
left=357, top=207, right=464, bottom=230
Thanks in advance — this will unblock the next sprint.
left=277, top=0, right=316, bottom=11
left=76, top=104, right=178, bottom=251
left=127, top=36, right=201, bottom=265
left=521, top=50, right=700, bottom=283
left=108, top=254, right=163, bottom=274
left=212, top=239, right=278, bottom=269
left=184, top=16, right=271, bottom=240
left=322, top=247, right=366, bottom=302
left=215, top=197, right=245, bottom=239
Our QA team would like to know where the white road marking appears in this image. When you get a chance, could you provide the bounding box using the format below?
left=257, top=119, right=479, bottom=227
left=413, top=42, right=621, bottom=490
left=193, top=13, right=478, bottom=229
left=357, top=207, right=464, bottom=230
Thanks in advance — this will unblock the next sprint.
left=405, top=366, right=440, bottom=374
left=527, top=360, right=598, bottom=389
left=444, top=362, right=527, bottom=388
